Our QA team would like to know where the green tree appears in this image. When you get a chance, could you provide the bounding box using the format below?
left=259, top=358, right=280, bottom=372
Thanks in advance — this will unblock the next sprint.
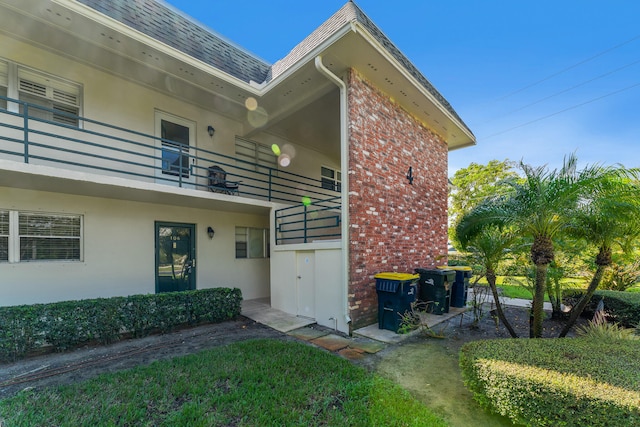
left=544, top=237, right=590, bottom=319
left=457, top=154, right=615, bottom=338
left=448, top=159, right=518, bottom=244
left=455, top=225, right=520, bottom=337
left=559, top=177, right=640, bottom=337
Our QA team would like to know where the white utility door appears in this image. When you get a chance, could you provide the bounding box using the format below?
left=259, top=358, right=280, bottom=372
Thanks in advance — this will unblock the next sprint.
left=296, top=251, right=315, bottom=319
left=154, top=111, right=196, bottom=188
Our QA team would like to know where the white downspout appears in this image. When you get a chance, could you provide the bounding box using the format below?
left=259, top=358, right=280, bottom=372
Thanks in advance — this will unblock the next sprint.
left=315, top=55, right=352, bottom=329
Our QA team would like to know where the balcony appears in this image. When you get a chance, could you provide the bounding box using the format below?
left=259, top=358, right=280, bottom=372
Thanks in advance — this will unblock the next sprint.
left=0, top=97, right=342, bottom=244
left=275, top=196, right=341, bottom=245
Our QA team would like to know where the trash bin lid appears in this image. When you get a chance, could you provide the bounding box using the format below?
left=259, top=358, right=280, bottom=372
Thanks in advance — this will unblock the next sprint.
left=438, top=265, right=472, bottom=271
left=374, top=272, right=419, bottom=281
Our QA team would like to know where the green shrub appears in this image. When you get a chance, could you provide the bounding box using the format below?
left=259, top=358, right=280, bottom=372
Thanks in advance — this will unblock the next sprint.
left=576, top=320, right=638, bottom=341
left=563, top=289, right=640, bottom=328
left=601, top=260, right=640, bottom=291
left=460, top=338, right=640, bottom=426
left=576, top=309, right=638, bottom=341
left=0, top=305, right=42, bottom=362
left=0, top=288, right=242, bottom=362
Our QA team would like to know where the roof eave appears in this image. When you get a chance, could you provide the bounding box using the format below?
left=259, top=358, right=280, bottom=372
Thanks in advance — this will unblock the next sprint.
left=59, top=0, right=263, bottom=94
left=349, top=21, right=475, bottom=148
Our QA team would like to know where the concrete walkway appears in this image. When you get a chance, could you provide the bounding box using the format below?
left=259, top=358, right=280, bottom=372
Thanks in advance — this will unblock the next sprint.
left=288, top=326, right=387, bottom=361
left=467, top=288, right=553, bottom=310
left=242, top=294, right=548, bottom=359
left=241, top=298, right=315, bottom=333
left=353, top=307, right=468, bottom=344
left=241, top=298, right=389, bottom=360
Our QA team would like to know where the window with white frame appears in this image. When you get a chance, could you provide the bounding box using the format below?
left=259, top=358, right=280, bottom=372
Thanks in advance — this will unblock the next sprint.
left=0, top=59, right=7, bottom=111
left=0, top=58, right=82, bottom=127
left=235, top=226, right=269, bottom=259
left=0, top=210, right=83, bottom=263
left=321, top=166, right=341, bottom=192
left=0, top=210, right=8, bottom=262
left=18, top=68, right=81, bottom=127
left=235, top=137, right=277, bottom=173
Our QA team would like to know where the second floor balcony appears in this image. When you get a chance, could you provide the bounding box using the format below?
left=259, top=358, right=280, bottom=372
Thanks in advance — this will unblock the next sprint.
left=0, top=97, right=342, bottom=245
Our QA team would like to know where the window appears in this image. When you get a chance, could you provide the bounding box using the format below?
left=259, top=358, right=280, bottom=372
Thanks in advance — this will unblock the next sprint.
left=235, top=226, right=269, bottom=259
left=0, top=57, right=82, bottom=126
left=0, top=210, right=8, bottom=262
left=18, top=68, right=81, bottom=127
left=0, top=60, right=7, bottom=110
left=0, top=210, right=82, bottom=263
left=235, top=137, right=277, bottom=173
left=321, top=166, right=341, bottom=192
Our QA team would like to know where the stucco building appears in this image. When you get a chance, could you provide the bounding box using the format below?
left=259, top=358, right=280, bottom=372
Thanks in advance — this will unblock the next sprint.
left=0, top=0, right=474, bottom=333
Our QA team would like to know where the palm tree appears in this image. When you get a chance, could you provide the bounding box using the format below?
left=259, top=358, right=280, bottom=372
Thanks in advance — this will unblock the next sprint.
left=457, top=154, right=618, bottom=338
left=455, top=224, right=520, bottom=337
left=558, top=178, right=640, bottom=337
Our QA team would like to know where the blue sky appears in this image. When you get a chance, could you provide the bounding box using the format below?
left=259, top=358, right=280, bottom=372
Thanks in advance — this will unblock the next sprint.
left=164, top=1, right=640, bottom=176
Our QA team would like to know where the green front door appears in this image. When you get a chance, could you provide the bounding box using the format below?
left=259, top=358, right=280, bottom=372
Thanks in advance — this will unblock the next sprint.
left=155, top=222, right=196, bottom=293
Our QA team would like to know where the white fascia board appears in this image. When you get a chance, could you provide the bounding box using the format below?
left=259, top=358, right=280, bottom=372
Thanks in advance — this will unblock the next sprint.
left=53, top=0, right=261, bottom=95
left=350, top=21, right=476, bottom=144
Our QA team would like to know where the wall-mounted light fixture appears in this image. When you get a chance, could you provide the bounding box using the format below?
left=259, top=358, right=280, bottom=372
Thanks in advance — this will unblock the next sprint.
left=207, top=226, right=215, bottom=239
left=207, top=125, right=215, bottom=137
left=406, top=166, right=414, bottom=185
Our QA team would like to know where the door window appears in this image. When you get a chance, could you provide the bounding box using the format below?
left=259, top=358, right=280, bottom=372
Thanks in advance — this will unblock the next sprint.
left=154, top=112, right=196, bottom=186
left=161, top=119, right=190, bottom=178
left=156, top=223, right=196, bottom=293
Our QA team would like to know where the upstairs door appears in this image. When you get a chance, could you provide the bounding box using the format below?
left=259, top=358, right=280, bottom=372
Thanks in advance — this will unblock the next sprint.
left=155, top=222, right=196, bottom=293
left=154, top=111, right=196, bottom=188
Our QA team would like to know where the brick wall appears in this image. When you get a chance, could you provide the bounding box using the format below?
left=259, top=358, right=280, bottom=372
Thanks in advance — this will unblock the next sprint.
left=347, top=70, right=449, bottom=330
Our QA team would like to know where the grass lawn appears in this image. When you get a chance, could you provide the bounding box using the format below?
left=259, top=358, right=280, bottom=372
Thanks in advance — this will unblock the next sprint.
left=628, top=283, right=640, bottom=293
left=0, top=339, right=447, bottom=427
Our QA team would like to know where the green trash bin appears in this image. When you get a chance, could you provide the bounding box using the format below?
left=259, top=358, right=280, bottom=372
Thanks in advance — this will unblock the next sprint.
left=443, top=266, right=472, bottom=308
left=375, top=272, right=418, bottom=332
left=415, top=268, right=455, bottom=314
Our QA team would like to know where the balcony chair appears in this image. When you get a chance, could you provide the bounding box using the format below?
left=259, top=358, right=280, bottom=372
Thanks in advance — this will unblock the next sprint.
left=208, top=165, right=240, bottom=195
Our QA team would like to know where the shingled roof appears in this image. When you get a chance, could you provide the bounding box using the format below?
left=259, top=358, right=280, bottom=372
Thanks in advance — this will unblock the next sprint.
left=78, top=0, right=470, bottom=134
left=270, top=2, right=468, bottom=130
left=77, top=0, right=271, bottom=84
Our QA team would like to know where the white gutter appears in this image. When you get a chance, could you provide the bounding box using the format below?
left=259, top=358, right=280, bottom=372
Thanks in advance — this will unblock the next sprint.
left=314, top=55, right=351, bottom=329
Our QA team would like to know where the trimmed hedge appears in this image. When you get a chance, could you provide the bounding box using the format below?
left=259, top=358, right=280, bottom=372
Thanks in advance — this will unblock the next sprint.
left=0, top=288, right=242, bottom=362
left=460, top=338, right=640, bottom=427
left=563, top=289, right=640, bottom=328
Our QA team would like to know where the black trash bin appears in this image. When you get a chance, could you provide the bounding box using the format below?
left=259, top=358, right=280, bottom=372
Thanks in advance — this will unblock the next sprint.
left=414, top=268, right=455, bottom=314
left=449, top=266, right=472, bottom=308
left=375, top=273, right=418, bottom=332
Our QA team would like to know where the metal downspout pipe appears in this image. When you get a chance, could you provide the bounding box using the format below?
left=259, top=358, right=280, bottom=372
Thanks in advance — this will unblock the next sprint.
left=314, top=55, right=352, bottom=329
